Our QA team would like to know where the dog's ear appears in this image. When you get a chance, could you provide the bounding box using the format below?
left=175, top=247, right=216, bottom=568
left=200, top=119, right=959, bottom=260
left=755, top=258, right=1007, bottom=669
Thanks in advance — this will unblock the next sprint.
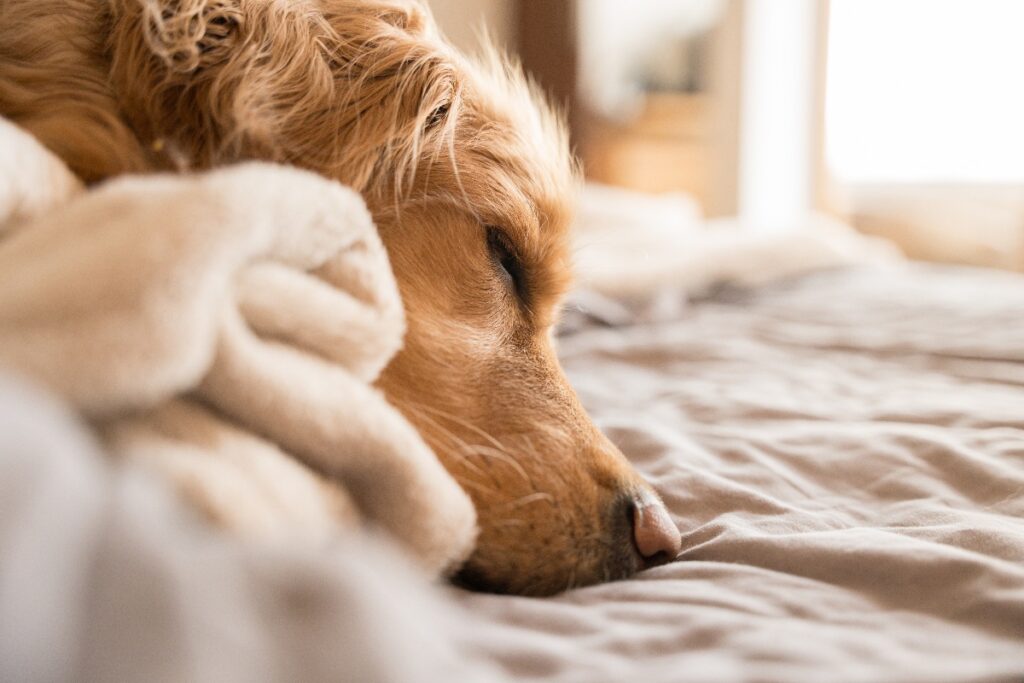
left=107, top=0, right=317, bottom=170
left=107, top=0, right=460, bottom=191
left=370, top=0, right=430, bottom=34
left=314, top=0, right=461, bottom=191
left=122, top=0, right=245, bottom=75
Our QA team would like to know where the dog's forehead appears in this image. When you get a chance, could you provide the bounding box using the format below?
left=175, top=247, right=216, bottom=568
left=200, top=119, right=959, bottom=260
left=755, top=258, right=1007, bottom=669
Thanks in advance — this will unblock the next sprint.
left=461, top=128, right=576, bottom=259
left=461, top=78, right=577, bottom=238
left=461, top=50, right=574, bottom=168
left=404, top=44, right=579, bottom=308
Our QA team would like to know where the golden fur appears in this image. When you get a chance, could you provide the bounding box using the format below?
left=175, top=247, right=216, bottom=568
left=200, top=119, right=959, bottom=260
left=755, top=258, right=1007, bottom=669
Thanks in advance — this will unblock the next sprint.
left=0, top=0, right=677, bottom=594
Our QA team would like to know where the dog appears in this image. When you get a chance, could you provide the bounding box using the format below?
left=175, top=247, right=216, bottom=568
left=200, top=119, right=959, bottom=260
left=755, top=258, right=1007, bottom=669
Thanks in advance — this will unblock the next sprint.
left=0, top=0, right=681, bottom=595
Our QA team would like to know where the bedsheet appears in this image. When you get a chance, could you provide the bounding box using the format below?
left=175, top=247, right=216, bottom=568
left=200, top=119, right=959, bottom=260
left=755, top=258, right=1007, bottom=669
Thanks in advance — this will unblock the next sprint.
left=4, top=262, right=1022, bottom=682
left=451, top=264, right=1024, bottom=683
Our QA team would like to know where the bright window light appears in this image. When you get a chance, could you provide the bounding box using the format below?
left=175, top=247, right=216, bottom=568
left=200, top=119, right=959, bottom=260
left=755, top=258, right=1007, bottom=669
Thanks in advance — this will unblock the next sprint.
left=826, top=0, right=1024, bottom=183
left=738, top=0, right=817, bottom=229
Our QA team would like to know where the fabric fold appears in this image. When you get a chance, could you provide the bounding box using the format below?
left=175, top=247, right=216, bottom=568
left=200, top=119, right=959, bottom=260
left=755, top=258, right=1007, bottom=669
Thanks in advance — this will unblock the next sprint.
left=0, top=117, right=476, bottom=576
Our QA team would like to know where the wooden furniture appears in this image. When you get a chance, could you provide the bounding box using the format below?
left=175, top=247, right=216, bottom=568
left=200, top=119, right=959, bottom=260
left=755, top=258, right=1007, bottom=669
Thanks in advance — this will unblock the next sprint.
left=582, top=93, right=710, bottom=207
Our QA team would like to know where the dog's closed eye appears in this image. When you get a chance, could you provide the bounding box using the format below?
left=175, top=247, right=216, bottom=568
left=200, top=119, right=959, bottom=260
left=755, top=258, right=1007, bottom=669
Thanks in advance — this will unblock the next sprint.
left=486, top=226, right=526, bottom=300
left=426, top=103, right=449, bottom=129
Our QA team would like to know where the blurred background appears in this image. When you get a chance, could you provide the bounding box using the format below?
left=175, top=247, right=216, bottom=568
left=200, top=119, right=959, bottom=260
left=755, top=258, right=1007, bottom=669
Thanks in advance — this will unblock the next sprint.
left=430, top=0, right=1024, bottom=271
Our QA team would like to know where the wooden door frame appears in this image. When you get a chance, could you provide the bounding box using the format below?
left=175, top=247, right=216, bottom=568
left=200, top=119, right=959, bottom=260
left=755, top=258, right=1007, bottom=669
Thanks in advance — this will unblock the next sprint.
left=514, top=1, right=580, bottom=144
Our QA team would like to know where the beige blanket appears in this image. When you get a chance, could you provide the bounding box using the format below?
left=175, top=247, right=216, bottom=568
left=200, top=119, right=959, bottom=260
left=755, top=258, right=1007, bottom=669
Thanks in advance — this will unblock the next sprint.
left=0, top=116, right=475, bottom=576
left=452, top=265, right=1024, bottom=682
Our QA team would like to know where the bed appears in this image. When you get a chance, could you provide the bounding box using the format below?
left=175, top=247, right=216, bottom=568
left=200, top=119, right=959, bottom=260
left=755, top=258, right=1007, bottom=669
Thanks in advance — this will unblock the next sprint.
left=447, top=263, right=1024, bottom=682
left=2, top=263, right=1021, bottom=682
left=1, top=141, right=1021, bottom=680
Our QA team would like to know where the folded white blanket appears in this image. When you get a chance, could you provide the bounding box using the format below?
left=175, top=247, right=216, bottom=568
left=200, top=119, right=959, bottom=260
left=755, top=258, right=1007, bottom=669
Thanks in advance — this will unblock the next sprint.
left=0, top=117, right=476, bottom=575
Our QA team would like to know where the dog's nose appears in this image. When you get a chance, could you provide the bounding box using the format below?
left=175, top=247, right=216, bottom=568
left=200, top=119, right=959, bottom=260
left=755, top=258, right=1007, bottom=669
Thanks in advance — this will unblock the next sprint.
left=629, top=498, right=681, bottom=567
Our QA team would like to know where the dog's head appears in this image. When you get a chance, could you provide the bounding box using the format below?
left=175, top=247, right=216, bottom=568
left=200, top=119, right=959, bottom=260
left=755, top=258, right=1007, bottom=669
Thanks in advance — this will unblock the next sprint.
left=365, top=22, right=681, bottom=593
left=6, top=0, right=681, bottom=594
left=368, top=46, right=683, bottom=594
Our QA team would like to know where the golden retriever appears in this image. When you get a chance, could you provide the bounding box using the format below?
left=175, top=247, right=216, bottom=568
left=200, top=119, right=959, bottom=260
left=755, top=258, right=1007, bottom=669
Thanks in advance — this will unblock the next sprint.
left=0, top=0, right=680, bottom=595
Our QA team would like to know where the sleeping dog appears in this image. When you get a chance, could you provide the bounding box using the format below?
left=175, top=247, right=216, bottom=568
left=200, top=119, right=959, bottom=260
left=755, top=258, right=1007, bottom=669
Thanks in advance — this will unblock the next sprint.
left=0, top=0, right=680, bottom=595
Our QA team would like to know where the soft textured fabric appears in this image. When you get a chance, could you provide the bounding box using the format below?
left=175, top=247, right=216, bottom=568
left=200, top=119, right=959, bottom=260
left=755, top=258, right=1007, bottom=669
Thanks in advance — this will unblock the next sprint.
left=572, top=182, right=900, bottom=298
left=452, top=264, right=1024, bottom=683
left=0, top=376, right=496, bottom=683
left=0, top=117, right=476, bottom=576
left=3, top=258, right=1021, bottom=681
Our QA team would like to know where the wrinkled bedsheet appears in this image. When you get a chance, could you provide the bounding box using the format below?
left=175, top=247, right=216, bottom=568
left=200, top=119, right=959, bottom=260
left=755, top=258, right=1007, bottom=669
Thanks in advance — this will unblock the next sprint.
left=4, top=262, right=1022, bottom=683
left=452, top=264, right=1024, bottom=683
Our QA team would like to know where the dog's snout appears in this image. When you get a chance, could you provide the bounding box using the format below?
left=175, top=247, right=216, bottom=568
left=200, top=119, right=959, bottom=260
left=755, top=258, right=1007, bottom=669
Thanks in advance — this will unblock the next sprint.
left=626, top=497, right=681, bottom=568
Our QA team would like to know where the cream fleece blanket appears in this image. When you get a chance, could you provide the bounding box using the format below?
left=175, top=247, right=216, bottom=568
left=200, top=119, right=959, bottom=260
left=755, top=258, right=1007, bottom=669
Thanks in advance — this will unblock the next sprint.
left=0, top=117, right=476, bottom=576
left=0, top=375, right=497, bottom=683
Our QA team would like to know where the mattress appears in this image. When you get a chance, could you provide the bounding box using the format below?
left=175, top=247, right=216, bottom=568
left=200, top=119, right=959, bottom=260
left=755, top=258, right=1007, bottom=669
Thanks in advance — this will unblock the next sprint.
left=450, top=264, right=1024, bottom=683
